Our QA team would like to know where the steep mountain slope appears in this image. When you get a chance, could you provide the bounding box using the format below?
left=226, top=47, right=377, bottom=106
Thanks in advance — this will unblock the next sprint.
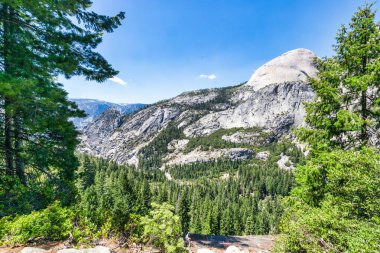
left=70, top=98, right=146, bottom=129
left=79, top=48, right=317, bottom=167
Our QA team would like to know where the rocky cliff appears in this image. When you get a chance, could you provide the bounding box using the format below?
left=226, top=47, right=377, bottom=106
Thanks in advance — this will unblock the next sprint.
left=78, top=48, right=317, bottom=167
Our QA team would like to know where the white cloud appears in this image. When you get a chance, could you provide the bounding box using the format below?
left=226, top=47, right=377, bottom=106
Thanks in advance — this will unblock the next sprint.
left=199, top=74, right=216, bottom=80
left=109, top=76, right=128, bottom=86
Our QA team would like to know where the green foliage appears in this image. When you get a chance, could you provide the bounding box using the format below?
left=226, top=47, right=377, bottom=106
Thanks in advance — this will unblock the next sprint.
left=76, top=147, right=297, bottom=238
left=275, top=197, right=380, bottom=253
left=0, top=1, right=124, bottom=81
left=177, top=191, right=190, bottom=234
left=276, top=5, right=380, bottom=252
left=0, top=76, right=83, bottom=212
left=140, top=202, right=186, bottom=253
left=0, top=173, right=68, bottom=217
left=76, top=156, right=153, bottom=236
left=278, top=118, right=380, bottom=250
left=293, top=149, right=380, bottom=217
left=297, top=3, right=380, bottom=150
left=168, top=159, right=242, bottom=180
left=0, top=202, right=73, bottom=245
left=161, top=155, right=295, bottom=235
left=0, top=0, right=124, bottom=216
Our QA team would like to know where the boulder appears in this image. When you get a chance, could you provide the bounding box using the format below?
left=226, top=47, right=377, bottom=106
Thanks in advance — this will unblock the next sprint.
left=225, top=245, right=240, bottom=253
left=20, top=248, right=47, bottom=253
left=57, top=246, right=110, bottom=253
left=197, top=248, right=215, bottom=253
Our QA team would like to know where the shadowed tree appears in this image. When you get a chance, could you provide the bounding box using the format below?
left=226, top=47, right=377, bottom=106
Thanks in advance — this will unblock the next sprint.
left=0, top=0, right=124, bottom=212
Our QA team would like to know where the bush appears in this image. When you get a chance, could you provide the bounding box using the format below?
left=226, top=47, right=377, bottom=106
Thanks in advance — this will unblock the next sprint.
left=0, top=202, right=73, bottom=245
left=275, top=197, right=380, bottom=253
left=275, top=149, right=380, bottom=252
left=140, top=203, right=186, bottom=253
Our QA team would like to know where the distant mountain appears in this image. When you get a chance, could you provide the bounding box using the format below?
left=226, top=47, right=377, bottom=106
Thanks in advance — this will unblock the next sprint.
left=78, top=48, right=317, bottom=167
left=69, top=98, right=146, bottom=129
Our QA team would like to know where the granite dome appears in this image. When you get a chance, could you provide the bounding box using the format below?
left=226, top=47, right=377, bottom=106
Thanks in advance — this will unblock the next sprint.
left=246, top=48, right=317, bottom=90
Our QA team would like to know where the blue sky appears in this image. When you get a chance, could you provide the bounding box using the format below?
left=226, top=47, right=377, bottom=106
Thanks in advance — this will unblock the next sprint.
left=61, top=0, right=380, bottom=104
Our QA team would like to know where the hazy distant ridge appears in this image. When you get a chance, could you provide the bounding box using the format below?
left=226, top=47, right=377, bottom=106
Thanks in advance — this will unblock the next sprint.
left=70, top=98, right=146, bottom=129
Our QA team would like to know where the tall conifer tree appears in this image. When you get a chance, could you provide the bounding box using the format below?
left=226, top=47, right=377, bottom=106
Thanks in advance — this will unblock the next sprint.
left=0, top=0, right=124, bottom=209
left=299, top=3, right=380, bottom=150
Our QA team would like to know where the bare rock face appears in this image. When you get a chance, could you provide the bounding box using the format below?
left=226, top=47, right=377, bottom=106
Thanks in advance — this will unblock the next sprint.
left=184, top=82, right=314, bottom=137
left=277, top=153, right=293, bottom=170
left=256, top=151, right=271, bottom=161
left=168, top=139, right=189, bottom=151
left=246, top=48, right=317, bottom=90
left=79, top=49, right=317, bottom=167
left=222, top=131, right=273, bottom=146
left=165, top=148, right=254, bottom=166
left=79, top=106, right=181, bottom=165
left=169, top=90, right=218, bottom=106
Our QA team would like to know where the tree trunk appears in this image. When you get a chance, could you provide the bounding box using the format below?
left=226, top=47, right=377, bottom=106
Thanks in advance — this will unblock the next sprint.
left=14, top=117, right=25, bottom=184
left=2, top=3, right=14, bottom=176
left=4, top=98, right=13, bottom=176
left=360, top=55, right=368, bottom=147
left=360, top=89, right=368, bottom=146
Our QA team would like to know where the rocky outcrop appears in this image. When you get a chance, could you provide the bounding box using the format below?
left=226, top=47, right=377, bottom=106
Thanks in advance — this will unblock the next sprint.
left=165, top=148, right=254, bottom=166
left=19, top=246, right=110, bottom=253
left=277, top=153, right=293, bottom=170
left=256, top=151, right=271, bottom=161
left=78, top=49, right=317, bottom=167
left=57, top=246, right=110, bottom=253
left=221, top=131, right=273, bottom=146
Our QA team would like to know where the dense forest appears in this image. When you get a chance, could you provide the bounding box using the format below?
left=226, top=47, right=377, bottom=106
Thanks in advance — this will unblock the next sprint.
left=0, top=1, right=380, bottom=253
left=77, top=153, right=293, bottom=235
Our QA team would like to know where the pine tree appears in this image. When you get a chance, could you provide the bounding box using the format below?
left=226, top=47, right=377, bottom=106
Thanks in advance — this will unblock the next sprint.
left=136, top=180, right=151, bottom=215
left=276, top=4, right=380, bottom=252
left=220, top=205, right=234, bottom=235
left=0, top=0, right=124, bottom=210
left=244, top=214, right=255, bottom=235
left=298, top=3, right=380, bottom=150
left=177, top=190, right=190, bottom=234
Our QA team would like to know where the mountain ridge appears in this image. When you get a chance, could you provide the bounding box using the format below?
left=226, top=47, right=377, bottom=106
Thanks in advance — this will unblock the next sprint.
left=69, top=98, right=146, bottom=129
left=78, top=48, right=317, bottom=168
